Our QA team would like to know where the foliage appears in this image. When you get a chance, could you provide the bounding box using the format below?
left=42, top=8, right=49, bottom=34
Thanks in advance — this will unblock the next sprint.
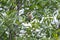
left=0, top=0, right=60, bottom=40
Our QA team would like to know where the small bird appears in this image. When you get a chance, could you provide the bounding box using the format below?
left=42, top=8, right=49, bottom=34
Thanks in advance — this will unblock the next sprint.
left=26, top=12, right=33, bottom=22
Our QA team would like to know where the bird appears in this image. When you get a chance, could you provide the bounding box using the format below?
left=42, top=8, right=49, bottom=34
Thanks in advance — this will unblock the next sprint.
left=26, top=12, right=33, bottom=22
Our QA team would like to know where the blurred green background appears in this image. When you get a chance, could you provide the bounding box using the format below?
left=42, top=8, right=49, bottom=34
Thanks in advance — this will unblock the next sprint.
left=0, top=0, right=60, bottom=40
